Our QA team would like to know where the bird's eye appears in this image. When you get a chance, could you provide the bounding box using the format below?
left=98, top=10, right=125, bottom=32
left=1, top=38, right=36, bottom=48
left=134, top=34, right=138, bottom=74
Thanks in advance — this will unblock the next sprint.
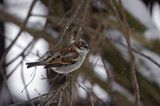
left=77, top=40, right=88, bottom=50
left=82, top=43, right=88, bottom=49
left=84, top=45, right=88, bottom=49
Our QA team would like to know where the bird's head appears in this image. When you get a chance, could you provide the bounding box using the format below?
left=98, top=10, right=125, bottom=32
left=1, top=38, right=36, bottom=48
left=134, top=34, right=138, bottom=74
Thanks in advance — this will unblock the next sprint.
left=74, top=39, right=89, bottom=54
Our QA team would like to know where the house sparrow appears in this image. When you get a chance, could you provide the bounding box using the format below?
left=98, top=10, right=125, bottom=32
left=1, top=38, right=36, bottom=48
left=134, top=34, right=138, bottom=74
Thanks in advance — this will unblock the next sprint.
left=26, top=39, right=89, bottom=74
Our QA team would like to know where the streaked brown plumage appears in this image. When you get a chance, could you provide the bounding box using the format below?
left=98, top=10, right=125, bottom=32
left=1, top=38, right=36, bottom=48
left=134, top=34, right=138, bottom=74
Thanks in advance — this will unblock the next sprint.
left=26, top=39, right=89, bottom=74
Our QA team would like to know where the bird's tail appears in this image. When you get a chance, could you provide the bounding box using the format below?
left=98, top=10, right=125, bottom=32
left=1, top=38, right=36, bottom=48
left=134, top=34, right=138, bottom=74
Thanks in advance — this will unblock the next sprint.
left=26, top=62, right=42, bottom=68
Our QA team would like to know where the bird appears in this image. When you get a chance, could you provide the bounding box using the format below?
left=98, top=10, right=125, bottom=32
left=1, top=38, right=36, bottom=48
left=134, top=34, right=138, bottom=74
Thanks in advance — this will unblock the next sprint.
left=26, top=39, right=89, bottom=74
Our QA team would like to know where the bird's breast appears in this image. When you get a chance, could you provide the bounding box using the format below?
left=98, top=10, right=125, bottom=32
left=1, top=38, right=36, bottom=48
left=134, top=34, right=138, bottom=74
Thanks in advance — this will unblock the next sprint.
left=51, top=53, right=87, bottom=74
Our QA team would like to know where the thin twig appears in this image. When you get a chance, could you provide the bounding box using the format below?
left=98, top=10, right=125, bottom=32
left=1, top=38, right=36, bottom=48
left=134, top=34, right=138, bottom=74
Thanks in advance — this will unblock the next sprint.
left=0, top=8, right=57, bottom=45
left=58, top=92, right=63, bottom=106
left=10, top=90, right=56, bottom=106
left=34, top=89, right=41, bottom=96
left=44, top=77, right=72, bottom=105
left=6, top=38, right=38, bottom=78
left=117, top=1, right=141, bottom=106
left=76, top=0, right=90, bottom=40
left=21, top=68, right=36, bottom=93
left=113, top=40, right=160, bottom=69
left=55, top=0, right=84, bottom=48
left=102, top=58, right=118, bottom=106
left=69, top=80, right=73, bottom=106
left=87, top=26, right=160, bottom=70
left=6, top=38, right=36, bottom=66
left=76, top=81, right=95, bottom=106
left=45, top=74, right=60, bottom=99
left=20, top=61, right=30, bottom=99
left=0, top=0, right=38, bottom=67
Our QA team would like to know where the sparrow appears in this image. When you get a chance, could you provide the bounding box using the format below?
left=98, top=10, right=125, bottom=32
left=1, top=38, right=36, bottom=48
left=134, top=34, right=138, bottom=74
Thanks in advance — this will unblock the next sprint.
left=26, top=39, right=89, bottom=74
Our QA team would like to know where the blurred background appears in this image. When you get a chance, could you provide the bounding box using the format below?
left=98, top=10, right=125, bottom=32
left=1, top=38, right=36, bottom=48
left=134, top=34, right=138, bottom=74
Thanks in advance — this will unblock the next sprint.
left=0, top=0, right=160, bottom=106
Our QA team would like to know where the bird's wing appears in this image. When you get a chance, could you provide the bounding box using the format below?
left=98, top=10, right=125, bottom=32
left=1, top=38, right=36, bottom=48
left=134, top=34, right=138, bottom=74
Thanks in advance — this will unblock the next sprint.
left=43, top=45, right=74, bottom=61
left=59, top=44, right=76, bottom=55
left=44, top=51, right=79, bottom=68
left=39, top=51, right=54, bottom=61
